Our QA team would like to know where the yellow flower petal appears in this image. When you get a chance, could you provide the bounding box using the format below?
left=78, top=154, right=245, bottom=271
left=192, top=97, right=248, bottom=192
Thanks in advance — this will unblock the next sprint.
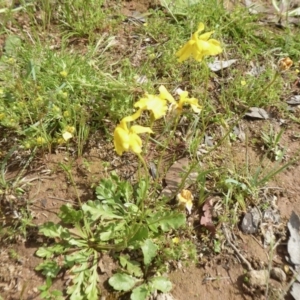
left=114, top=126, right=130, bottom=155
left=114, top=121, right=153, bottom=156
left=197, top=22, right=205, bottom=32
left=60, top=70, right=68, bottom=78
left=159, top=85, right=176, bottom=103
left=177, top=90, right=202, bottom=113
left=176, top=23, right=222, bottom=62
left=128, top=134, right=143, bottom=154
left=130, top=125, right=153, bottom=135
left=122, top=109, right=142, bottom=123
left=134, top=94, right=168, bottom=120
left=176, top=40, right=196, bottom=63
left=62, top=131, right=73, bottom=141
left=172, top=237, right=180, bottom=244
left=198, top=31, right=214, bottom=41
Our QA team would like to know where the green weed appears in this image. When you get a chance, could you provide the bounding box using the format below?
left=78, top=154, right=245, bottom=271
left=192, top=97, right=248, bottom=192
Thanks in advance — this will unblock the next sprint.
left=35, top=173, right=195, bottom=299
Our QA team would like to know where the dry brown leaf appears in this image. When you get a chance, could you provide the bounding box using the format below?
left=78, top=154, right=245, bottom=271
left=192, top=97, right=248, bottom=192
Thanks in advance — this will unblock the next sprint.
left=200, top=197, right=216, bottom=235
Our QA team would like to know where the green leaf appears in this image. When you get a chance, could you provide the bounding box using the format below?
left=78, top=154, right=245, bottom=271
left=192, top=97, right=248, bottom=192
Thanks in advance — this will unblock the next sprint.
left=68, top=238, right=87, bottom=248
left=82, top=200, right=123, bottom=221
left=39, top=222, right=70, bottom=239
left=85, top=259, right=100, bottom=300
left=98, top=221, right=127, bottom=241
left=67, top=268, right=85, bottom=299
left=127, top=224, right=149, bottom=246
left=36, top=247, right=54, bottom=259
left=141, top=239, right=158, bottom=266
left=35, top=261, right=60, bottom=278
left=108, top=273, right=137, bottom=291
left=36, top=244, right=65, bottom=259
left=135, top=180, right=147, bottom=206
left=99, top=230, right=113, bottom=241
left=160, top=212, right=186, bottom=231
left=147, top=211, right=186, bottom=232
left=119, top=255, right=143, bottom=277
left=59, top=204, right=83, bottom=224
left=95, top=172, right=133, bottom=204
left=131, top=284, right=150, bottom=300
left=65, top=249, right=91, bottom=266
left=150, top=276, right=172, bottom=292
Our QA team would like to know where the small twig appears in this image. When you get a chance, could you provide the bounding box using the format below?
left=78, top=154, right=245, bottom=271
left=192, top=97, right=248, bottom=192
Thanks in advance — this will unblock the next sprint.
left=202, top=276, right=230, bottom=283
left=222, top=223, right=253, bottom=271
left=48, top=196, right=76, bottom=204
left=18, top=176, right=53, bottom=190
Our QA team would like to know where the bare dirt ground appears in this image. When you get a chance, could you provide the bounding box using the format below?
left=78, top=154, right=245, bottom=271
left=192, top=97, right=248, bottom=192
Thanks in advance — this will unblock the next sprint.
left=1, top=1, right=300, bottom=300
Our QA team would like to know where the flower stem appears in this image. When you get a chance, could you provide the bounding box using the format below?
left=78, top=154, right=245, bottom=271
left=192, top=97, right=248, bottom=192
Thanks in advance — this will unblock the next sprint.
left=154, top=114, right=180, bottom=187
left=137, top=153, right=149, bottom=212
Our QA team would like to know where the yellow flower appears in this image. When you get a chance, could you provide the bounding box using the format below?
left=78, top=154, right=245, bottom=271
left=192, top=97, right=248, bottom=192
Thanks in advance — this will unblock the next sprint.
left=172, top=237, right=180, bottom=244
left=63, top=111, right=70, bottom=118
left=177, top=189, right=194, bottom=214
left=24, top=141, right=32, bottom=149
left=159, top=85, right=201, bottom=114
left=134, top=93, right=168, bottom=120
left=7, top=58, right=16, bottom=65
left=66, top=126, right=75, bottom=133
left=114, top=110, right=153, bottom=155
left=177, top=89, right=201, bottom=113
left=60, top=70, right=68, bottom=78
left=36, top=137, right=46, bottom=145
left=176, top=23, right=222, bottom=62
left=241, top=80, right=247, bottom=86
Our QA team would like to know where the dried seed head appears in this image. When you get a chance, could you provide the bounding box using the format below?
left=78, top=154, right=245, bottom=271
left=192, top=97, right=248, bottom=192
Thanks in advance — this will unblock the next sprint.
left=278, top=57, right=293, bottom=71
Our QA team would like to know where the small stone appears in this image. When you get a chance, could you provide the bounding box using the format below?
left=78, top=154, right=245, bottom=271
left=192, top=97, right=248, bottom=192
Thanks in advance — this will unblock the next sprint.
left=248, top=269, right=269, bottom=287
left=270, top=267, right=286, bottom=282
left=241, top=207, right=261, bottom=234
left=241, top=213, right=255, bottom=234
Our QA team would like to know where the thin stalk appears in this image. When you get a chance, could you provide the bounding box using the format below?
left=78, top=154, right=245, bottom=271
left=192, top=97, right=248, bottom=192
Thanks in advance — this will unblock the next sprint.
left=154, top=114, right=180, bottom=188
left=137, top=153, right=149, bottom=213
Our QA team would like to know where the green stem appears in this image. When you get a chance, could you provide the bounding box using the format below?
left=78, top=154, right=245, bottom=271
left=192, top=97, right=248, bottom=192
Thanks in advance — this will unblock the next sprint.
left=137, top=153, right=149, bottom=212
left=137, top=153, right=148, bottom=177
left=143, top=118, right=154, bottom=155
left=154, top=114, right=180, bottom=187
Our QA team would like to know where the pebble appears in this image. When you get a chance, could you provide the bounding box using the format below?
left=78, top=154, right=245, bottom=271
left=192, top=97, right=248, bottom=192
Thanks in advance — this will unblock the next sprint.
left=241, top=207, right=261, bottom=234
left=247, top=269, right=269, bottom=286
left=270, top=267, right=286, bottom=283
